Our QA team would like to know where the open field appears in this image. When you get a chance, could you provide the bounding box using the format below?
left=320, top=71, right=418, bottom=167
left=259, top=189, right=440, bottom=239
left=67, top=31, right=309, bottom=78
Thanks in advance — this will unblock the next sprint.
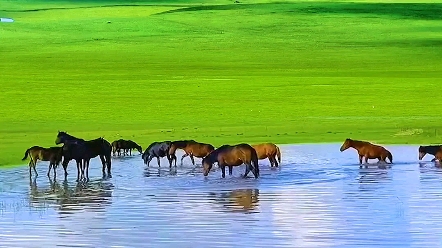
left=1, top=0, right=442, bottom=166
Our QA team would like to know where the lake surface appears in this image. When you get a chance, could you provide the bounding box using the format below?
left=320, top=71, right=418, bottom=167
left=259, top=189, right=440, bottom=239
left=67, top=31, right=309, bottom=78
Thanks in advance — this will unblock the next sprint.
left=1, top=144, right=442, bottom=247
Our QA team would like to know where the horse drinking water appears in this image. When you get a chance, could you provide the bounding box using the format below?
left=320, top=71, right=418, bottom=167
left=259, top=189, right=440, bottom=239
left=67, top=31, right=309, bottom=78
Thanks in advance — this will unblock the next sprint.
left=202, top=143, right=259, bottom=178
left=142, top=141, right=172, bottom=167
left=340, top=138, right=393, bottom=168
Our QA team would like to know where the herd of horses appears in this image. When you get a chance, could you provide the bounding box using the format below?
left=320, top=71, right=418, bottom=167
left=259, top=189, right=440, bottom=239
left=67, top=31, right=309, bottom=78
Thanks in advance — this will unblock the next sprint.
left=21, top=132, right=442, bottom=182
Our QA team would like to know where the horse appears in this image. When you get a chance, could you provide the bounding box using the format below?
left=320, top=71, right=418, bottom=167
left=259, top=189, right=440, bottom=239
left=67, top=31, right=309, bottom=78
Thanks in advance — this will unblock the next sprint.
left=340, top=138, right=393, bottom=168
left=168, top=140, right=215, bottom=167
left=252, top=143, right=281, bottom=167
left=111, top=139, right=124, bottom=156
left=418, top=145, right=442, bottom=161
left=55, top=131, right=112, bottom=181
left=141, top=141, right=172, bottom=167
left=202, top=143, right=259, bottom=178
left=22, top=146, right=63, bottom=177
left=120, top=140, right=143, bottom=156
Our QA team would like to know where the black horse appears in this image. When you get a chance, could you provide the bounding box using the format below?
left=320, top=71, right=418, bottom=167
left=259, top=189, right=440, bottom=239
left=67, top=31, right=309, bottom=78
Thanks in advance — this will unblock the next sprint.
left=418, top=145, right=442, bottom=161
left=55, top=131, right=112, bottom=180
left=141, top=141, right=172, bottom=167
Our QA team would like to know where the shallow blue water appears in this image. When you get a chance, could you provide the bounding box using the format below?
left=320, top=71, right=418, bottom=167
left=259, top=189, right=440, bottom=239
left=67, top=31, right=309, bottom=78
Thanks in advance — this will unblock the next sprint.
left=1, top=144, right=442, bottom=247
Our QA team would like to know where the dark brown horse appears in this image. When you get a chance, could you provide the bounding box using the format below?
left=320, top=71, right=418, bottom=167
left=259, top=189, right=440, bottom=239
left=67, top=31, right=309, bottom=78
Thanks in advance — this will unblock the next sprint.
left=434, top=150, right=442, bottom=164
left=112, top=139, right=142, bottom=156
left=202, top=144, right=259, bottom=178
left=55, top=131, right=112, bottom=181
left=418, top=145, right=442, bottom=161
left=168, top=140, right=215, bottom=167
left=340, top=138, right=393, bottom=168
left=22, top=146, right=63, bottom=177
left=252, top=143, right=281, bottom=167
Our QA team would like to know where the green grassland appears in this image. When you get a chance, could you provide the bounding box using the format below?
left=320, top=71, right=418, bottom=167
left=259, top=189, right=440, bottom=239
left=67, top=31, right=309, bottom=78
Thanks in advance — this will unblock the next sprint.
left=1, top=0, right=442, bottom=166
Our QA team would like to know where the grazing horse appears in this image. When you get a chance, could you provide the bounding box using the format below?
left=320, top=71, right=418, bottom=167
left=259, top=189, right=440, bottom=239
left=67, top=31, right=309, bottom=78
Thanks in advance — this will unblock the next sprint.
left=340, top=138, right=393, bottom=168
left=55, top=131, right=112, bottom=180
left=252, top=143, right=281, bottom=167
left=121, top=140, right=143, bottom=156
left=22, top=146, right=63, bottom=177
left=168, top=140, right=215, bottom=167
left=202, top=143, right=259, bottom=178
left=141, top=141, right=172, bottom=167
left=418, top=145, right=442, bottom=161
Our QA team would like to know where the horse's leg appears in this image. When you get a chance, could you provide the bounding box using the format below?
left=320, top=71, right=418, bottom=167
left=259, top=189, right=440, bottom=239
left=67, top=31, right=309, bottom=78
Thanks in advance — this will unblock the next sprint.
left=47, top=162, right=52, bottom=177
left=268, top=157, right=274, bottom=167
left=76, top=160, right=81, bottom=182
left=63, top=160, right=69, bottom=177
left=358, top=154, right=363, bottom=168
left=85, top=160, right=90, bottom=182
left=220, top=164, right=226, bottom=178
left=99, top=155, right=106, bottom=174
left=106, top=154, right=112, bottom=176
left=364, top=156, right=369, bottom=168
left=181, top=153, right=189, bottom=166
left=229, top=166, right=233, bottom=175
left=53, top=162, right=57, bottom=178
left=157, top=156, right=161, bottom=167
left=29, top=161, right=32, bottom=177
left=273, top=155, right=279, bottom=167
left=33, top=161, right=38, bottom=177
left=190, top=154, right=195, bottom=166
left=243, top=164, right=251, bottom=178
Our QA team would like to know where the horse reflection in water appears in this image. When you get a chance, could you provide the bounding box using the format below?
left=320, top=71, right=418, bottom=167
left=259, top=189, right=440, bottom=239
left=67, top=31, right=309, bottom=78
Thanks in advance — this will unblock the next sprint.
left=208, top=189, right=260, bottom=213
left=28, top=176, right=114, bottom=215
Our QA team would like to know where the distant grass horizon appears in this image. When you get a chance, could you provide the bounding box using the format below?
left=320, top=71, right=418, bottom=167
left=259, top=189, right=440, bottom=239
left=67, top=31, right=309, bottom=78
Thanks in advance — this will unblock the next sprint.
left=1, top=0, right=442, bottom=167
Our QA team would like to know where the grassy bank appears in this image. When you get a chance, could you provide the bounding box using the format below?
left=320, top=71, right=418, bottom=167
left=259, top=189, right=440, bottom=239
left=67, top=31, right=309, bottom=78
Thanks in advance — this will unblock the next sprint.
left=1, top=0, right=442, bottom=166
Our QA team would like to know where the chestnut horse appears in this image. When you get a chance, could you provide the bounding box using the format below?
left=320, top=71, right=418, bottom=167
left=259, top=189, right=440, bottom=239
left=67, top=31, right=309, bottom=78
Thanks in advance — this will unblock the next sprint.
left=418, top=145, right=442, bottom=162
left=252, top=143, right=281, bottom=167
left=22, top=146, right=63, bottom=177
left=202, top=144, right=259, bottom=178
left=340, top=138, right=393, bottom=168
left=168, top=140, right=215, bottom=167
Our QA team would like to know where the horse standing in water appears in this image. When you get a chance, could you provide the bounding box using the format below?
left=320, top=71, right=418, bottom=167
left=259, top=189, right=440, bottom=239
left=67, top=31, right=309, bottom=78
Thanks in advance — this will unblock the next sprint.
left=22, top=146, right=64, bottom=177
left=202, top=143, right=259, bottom=178
left=168, top=140, right=215, bottom=167
left=141, top=141, right=172, bottom=167
left=418, top=145, right=442, bottom=162
left=112, top=139, right=142, bottom=156
left=55, top=131, right=112, bottom=181
left=252, top=143, right=281, bottom=167
left=340, top=138, right=393, bottom=168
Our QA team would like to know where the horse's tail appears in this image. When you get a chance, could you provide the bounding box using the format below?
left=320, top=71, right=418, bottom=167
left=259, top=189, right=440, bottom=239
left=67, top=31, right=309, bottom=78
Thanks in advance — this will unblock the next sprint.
left=22, top=148, right=31, bottom=161
left=387, top=151, right=393, bottom=164
left=276, top=145, right=281, bottom=164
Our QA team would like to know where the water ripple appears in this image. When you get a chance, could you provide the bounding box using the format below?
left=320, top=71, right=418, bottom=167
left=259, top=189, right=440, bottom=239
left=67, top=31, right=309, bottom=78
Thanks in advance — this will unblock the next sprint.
left=1, top=144, right=442, bottom=247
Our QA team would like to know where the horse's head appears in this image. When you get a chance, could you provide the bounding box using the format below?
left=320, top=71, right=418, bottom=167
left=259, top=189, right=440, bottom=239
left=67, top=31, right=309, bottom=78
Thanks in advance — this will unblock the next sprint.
left=418, top=146, right=426, bottom=160
left=136, top=145, right=143, bottom=155
left=340, top=138, right=352, bottom=152
left=55, top=131, right=68, bottom=145
left=142, top=151, right=149, bottom=164
left=202, top=157, right=213, bottom=177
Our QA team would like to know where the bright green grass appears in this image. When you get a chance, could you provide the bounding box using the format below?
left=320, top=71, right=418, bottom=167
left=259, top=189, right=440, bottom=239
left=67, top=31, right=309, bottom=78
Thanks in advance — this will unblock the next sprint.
left=1, top=0, right=442, bottom=166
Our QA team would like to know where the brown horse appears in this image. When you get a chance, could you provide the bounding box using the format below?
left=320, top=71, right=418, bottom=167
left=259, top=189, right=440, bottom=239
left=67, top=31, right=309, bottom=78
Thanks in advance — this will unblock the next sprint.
left=340, top=138, right=393, bottom=168
left=202, top=144, right=259, bottom=178
left=168, top=140, right=215, bottom=167
left=22, top=146, right=63, bottom=177
left=434, top=150, right=442, bottom=165
left=252, top=143, right=281, bottom=167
